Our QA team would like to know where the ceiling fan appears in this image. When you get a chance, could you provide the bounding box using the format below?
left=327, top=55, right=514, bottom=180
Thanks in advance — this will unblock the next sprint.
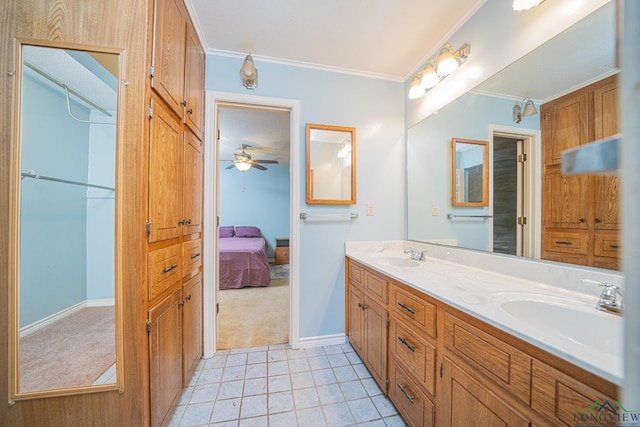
left=224, top=144, right=278, bottom=172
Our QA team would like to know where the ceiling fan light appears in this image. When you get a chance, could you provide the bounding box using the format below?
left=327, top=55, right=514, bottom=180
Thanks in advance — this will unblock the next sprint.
left=513, top=0, right=543, bottom=11
left=436, top=44, right=458, bottom=76
left=408, top=74, right=425, bottom=99
left=420, top=60, right=439, bottom=89
left=234, top=161, right=252, bottom=172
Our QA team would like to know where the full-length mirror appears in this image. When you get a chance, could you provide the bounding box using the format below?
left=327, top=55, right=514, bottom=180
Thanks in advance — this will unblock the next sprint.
left=407, top=1, right=618, bottom=267
left=306, top=123, right=356, bottom=204
left=452, top=138, right=488, bottom=206
left=10, top=44, right=120, bottom=398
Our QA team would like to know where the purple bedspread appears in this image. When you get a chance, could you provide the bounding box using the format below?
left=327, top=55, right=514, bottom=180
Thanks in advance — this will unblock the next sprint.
left=219, top=237, right=271, bottom=289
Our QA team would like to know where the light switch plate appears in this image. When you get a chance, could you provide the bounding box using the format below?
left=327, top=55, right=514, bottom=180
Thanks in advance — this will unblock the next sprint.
left=366, top=203, right=374, bottom=216
left=432, top=204, right=439, bottom=216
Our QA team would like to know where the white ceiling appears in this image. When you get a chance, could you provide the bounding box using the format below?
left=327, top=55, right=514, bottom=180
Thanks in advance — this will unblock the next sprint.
left=188, top=0, right=484, bottom=81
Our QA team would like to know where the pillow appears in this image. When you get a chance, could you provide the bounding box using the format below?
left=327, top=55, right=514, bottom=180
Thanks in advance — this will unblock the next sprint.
left=219, top=226, right=234, bottom=238
left=235, top=226, right=261, bottom=238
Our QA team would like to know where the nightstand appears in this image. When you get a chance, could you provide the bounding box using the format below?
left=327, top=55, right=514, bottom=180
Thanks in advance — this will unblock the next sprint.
left=275, top=237, right=289, bottom=265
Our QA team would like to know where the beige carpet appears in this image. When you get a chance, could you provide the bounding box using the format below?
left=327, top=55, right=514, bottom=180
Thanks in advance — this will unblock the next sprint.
left=19, top=306, right=116, bottom=392
left=218, top=278, right=289, bottom=349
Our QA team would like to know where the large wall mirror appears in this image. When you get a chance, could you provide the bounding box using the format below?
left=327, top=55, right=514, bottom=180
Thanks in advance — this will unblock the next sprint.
left=407, top=1, right=617, bottom=264
left=9, top=42, right=121, bottom=399
left=306, top=123, right=356, bottom=204
left=452, top=138, right=489, bottom=207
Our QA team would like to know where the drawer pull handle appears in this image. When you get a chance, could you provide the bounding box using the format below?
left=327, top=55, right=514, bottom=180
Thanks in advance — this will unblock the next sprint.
left=397, top=384, right=414, bottom=403
left=162, top=263, right=178, bottom=273
left=398, top=336, right=415, bottom=352
left=191, top=252, right=201, bottom=259
left=186, top=294, right=192, bottom=301
left=609, top=245, right=620, bottom=249
left=555, top=241, right=573, bottom=245
left=357, top=302, right=366, bottom=311
left=397, top=302, right=415, bottom=314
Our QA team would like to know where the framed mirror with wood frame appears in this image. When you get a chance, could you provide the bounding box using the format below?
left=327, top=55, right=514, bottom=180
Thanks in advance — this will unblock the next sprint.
left=451, top=137, right=489, bottom=207
left=305, top=123, right=356, bottom=205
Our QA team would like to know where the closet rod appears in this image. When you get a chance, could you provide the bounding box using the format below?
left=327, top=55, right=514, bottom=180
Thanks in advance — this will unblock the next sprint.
left=21, top=170, right=115, bottom=191
left=24, top=61, right=113, bottom=117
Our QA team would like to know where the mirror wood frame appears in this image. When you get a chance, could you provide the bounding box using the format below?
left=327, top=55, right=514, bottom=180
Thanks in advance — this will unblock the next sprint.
left=451, top=137, right=489, bottom=207
left=8, top=39, right=124, bottom=401
left=305, top=123, right=356, bottom=205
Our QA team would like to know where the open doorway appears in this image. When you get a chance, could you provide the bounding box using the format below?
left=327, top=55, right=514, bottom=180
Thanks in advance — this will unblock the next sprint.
left=489, top=126, right=541, bottom=259
left=216, top=105, right=291, bottom=350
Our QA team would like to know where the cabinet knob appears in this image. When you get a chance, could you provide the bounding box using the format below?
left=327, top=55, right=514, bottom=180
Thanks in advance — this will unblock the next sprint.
left=179, top=220, right=186, bottom=226
left=595, top=218, right=602, bottom=223
left=186, top=219, right=192, bottom=225
left=186, top=294, right=192, bottom=301
left=579, top=218, right=585, bottom=222
left=180, top=100, right=187, bottom=106
left=187, top=108, right=193, bottom=115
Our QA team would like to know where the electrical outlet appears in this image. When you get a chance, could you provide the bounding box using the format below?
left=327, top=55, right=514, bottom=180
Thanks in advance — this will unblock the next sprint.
left=366, top=203, right=374, bottom=216
left=432, top=204, right=439, bottom=216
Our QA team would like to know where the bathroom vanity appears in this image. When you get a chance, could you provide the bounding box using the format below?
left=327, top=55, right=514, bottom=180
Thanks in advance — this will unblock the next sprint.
left=346, top=241, right=622, bottom=427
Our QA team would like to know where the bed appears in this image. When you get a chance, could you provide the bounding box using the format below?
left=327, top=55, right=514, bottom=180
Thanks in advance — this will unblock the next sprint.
left=219, top=226, right=271, bottom=290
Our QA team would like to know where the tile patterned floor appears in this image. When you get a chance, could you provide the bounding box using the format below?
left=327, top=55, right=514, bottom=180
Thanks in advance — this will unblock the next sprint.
left=169, top=343, right=407, bottom=426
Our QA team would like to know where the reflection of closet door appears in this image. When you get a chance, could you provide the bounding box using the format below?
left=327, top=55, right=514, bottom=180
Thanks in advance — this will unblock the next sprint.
left=182, top=129, right=203, bottom=236
left=182, top=273, right=202, bottom=385
left=184, top=21, right=205, bottom=139
left=149, top=98, right=183, bottom=242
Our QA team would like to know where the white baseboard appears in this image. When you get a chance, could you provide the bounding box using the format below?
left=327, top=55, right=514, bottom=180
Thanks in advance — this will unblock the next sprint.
left=19, top=299, right=114, bottom=338
left=297, top=333, right=346, bottom=349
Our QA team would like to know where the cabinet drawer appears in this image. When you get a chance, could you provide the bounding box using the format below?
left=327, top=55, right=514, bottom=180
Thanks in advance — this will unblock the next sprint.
left=531, top=360, right=618, bottom=426
left=543, top=230, right=588, bottom=255
left=389, top=318, right=437, bottom=396
left=148, top=244, right=181, bottom=301
left=182, top=239, right=202, bottom=278
left=390, top=284, right=436, bottom=339
left=444, top=313, right=531, bottom=405
left=365, top=271, right=387, bottom=304
left=275, top=246, right=289, bottom=265
left=349, top=260, right=363, bottom=285
left=593, top=230, right=621, bottom=258
left=388, top=360, right=435, bottom=427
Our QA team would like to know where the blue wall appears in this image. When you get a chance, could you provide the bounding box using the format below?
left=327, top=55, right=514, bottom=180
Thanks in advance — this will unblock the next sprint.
left=220, top=164, right=290, bottom=259
left=207, top=55, right=406, bottom=338
left=407, top=91, right=540, bottom=250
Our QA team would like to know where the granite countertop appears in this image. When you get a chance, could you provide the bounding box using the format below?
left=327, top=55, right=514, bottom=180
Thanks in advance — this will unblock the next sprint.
left=345, top=240, right=624, bottom=386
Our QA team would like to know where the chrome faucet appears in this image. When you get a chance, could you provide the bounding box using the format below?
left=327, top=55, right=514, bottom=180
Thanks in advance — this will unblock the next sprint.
left=595, top=283, right=624, bottom=315
left=404, top=247, right=427, bottom=261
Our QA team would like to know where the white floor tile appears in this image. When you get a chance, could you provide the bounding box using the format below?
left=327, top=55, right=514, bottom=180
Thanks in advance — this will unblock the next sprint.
left=292, top=386, right=320, bottom=409
left=240, top=394, right=267, bottom=418
left=268, top=391, right=295, bottom=413
left=210, top=398, right=241, bottom=423
left=296, top=406, right=327, bottom=427
left=322, top=402, right=355, bottom=427
left=347, top=397, right=380, bottom=423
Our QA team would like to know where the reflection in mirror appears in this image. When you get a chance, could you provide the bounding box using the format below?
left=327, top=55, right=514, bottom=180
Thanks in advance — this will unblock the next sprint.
left=407, top=1, right=618, bottom=267
left=13, top=44, right=119, bottom=397
left=452, top=138, right=488, bottom=206
left=306, top=123, right=356, bottom=204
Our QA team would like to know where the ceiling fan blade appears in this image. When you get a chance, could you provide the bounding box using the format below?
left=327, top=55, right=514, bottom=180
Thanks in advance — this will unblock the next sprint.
left=225, top=164, right=236, bottom=169
left=254, top=159, right=279, bottom=164
left=251, top=163, right=267, bottom=171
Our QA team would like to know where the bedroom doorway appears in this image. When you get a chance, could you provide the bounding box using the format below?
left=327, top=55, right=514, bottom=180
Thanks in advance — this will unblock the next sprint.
left=216, top=106, right=291, bottom=349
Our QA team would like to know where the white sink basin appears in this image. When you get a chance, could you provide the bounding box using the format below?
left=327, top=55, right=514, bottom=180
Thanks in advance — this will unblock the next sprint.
left=491, top=292, right=623, bottom=353
left=371, top=256, right=421, bottom=268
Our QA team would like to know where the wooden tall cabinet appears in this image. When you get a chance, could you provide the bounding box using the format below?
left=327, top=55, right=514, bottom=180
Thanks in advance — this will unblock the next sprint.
left=146, top=0, right=205, bottom=424
left=541, top=75, right=620, bottom=269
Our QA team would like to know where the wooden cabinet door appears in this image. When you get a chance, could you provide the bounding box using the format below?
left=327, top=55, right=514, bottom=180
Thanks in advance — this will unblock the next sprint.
left=542, top=93, right=587, bottom=166
left=184, top=20, right=205, bottom=139
left=440, top=359, right=529, bottom=427
left=149, top=288, right=183, bottom=427
left=182, top=129, right=203, bottom=235
left=543, top=170, right=589, bottom=229
left=593, top=77, right=620, bottom=231
left=364, top=297, right=388, bottom=392
left=151, top=0, right=186, bottom=118
left=149, top=99, right=183, bottom=243
left=182, top=273, right=202, bottom=385
left=348, top=286, right=365, bottom=358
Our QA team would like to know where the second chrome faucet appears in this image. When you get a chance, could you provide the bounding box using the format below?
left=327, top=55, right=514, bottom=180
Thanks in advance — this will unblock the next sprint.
left=404, top=247, right=427, bottom=261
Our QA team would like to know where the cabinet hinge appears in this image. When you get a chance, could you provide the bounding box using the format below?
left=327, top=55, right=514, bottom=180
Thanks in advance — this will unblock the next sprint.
left=149, top=64, right=154, bottom=78
left=385, top=379, right=390, bottom=392
left=440, top=362, right=443, bottom=378
left=517, top=153, right=527, bottom=163
left=386, top=318, right=390, bottom=329
left=517, top=217, right=527, bottom=226
left=146, top=220, right=151, bottom=236
left=146, top=320, right=152, bottom=335
left=148, top=104, right=153, bottom=119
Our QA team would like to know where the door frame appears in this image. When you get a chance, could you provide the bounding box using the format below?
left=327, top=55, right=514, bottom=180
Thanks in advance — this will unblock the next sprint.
left=488, top=124, right=541, bottom=259
left=203, top=91, right=301, bottom=357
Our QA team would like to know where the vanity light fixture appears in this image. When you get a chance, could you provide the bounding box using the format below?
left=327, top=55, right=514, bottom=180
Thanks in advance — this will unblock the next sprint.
left=408, top=43, right=470, bottom=100
left=239, top=53, right=258, bottom=89
left=513, top=0, right=544, bottom=11
left=513, top=98, right=538, bottom=123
